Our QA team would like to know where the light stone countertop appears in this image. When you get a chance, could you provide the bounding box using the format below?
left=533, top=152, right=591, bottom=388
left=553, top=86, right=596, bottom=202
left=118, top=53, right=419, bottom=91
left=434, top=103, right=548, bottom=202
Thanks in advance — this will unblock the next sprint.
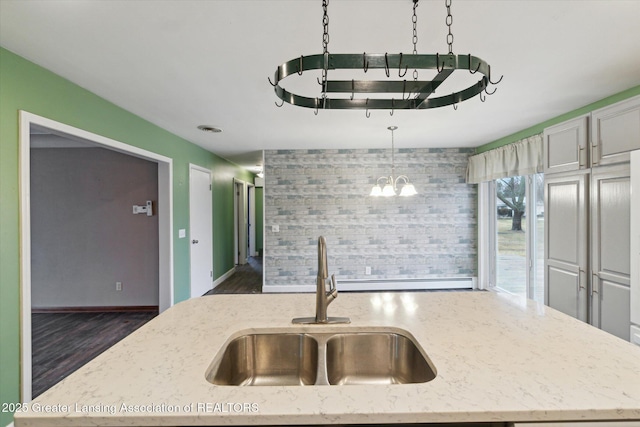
left=14, top=292, right=640, bottom=426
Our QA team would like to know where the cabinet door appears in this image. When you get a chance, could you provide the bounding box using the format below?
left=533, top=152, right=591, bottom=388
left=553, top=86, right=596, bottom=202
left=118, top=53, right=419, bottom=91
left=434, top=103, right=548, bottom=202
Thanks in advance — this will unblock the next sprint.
left=543, top=116, right=588, bottom=174
left=545, top=172, right=588, bottom=322
left=591, top=95, right=640, bottom=166
left=590, top=164, right=631, bottom=340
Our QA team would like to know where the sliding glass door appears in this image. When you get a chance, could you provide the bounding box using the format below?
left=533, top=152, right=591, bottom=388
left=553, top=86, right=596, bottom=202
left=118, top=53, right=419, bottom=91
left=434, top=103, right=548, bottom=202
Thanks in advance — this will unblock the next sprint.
left=493, top=174, right=544, bottom=302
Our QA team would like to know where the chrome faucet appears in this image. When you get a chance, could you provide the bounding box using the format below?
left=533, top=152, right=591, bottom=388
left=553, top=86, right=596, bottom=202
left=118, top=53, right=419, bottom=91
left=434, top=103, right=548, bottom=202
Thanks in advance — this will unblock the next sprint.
left=293, top=236, right=350, bottom=324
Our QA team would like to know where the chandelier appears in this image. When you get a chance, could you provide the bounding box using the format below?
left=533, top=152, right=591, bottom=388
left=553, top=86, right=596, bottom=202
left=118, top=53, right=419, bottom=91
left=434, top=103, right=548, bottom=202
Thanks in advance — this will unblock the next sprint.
left=370, top=126, right=417, bottom=197
left=269, top=0, right=502, bottom=115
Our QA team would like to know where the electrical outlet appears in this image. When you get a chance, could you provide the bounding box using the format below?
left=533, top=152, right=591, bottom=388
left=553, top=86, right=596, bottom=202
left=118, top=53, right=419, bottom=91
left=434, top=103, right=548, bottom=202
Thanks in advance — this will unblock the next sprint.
left=365, top=266, right=372, bottom=275
left=116, top=281, right=122, bottom=291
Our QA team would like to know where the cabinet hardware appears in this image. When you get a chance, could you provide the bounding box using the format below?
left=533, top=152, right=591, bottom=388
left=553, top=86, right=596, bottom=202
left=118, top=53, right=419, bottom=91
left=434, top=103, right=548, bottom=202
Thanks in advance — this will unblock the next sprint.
left=578, top=268, right=586, bottom=291
left=591, top=143, right=599, bottom=165
left=591, top=272, right=599, bottom=296
left=578, top=145, right=585, bottom=168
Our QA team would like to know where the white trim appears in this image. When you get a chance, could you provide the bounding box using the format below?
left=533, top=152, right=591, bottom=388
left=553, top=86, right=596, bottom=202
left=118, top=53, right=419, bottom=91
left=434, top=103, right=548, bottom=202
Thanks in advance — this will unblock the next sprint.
left=212, top=267, right=236, bottom=289
left=477, top=182, right=493, bottom=290
left=263, top=277, right=476, bottom=293
left=18, top=111, right=174, bottom=403
left=233, top=178, right=248, bottom=265
left=263, top=285, right=315, bottom=293
left=247, top=183, right=256, bottom=257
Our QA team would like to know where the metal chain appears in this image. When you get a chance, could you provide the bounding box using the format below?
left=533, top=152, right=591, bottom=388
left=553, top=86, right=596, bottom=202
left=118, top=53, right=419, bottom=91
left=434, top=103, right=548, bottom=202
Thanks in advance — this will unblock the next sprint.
left=321, top=0, right=330, bottom=104
left=445, top=0, right=454, bottom=55
left=412, top=0, right=419, bottom=81
left=322, top=0, right=329, bottom=55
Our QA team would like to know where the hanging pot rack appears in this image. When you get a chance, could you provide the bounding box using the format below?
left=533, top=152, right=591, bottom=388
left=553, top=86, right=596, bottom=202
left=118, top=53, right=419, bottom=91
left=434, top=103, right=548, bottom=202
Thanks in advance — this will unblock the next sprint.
left=268, top=0, right=502, bottom=114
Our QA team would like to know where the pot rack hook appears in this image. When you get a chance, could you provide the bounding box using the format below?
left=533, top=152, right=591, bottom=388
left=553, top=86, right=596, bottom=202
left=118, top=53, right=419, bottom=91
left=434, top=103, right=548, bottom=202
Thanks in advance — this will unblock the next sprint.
left=402, top=80, right=410, bottom=101
left=390, top=98, right=395, bottom=116
left=452, top=93, right=458, bottom=110
left=468, top=54, right=480, bottom=74
left=275, top=98, right=284, bottom=107
left=384, top=53, right=390, bottom=77
left=398, top=53, right=408, bottom=77
left=485, top=85, right=497, bottom=96
left=479, top=91, right=486, bottom=102
left=436, top=53, right=445, bottom=73
left=350, top=79, right=355, bottom=101
left=298, top=55, right=304, bottom=76
left=268, top=76, right=277, bottom=87
left=363, top=52, right=369, bottom=73
left=488, top=65, right=503, bottom=85
left=314, top=98, right=319, bottom=116
left=365, top=98, right=371, bottom=118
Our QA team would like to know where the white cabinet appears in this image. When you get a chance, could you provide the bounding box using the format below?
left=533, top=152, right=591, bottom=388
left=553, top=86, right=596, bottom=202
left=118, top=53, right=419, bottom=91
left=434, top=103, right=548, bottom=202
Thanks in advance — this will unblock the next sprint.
left=590, top=164, right=631, bottom=340
left=543, top=116, right=589, bottom=173
left=545, top=172, right=589, bottom=321
left=591, top=95, right=640, bottom=166
left=545, top=96, right=640, bottom=341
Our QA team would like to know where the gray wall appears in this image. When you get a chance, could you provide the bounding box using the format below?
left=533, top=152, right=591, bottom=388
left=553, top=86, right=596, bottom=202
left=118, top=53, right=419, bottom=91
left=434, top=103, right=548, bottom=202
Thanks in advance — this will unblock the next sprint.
left=264, top=148, right=477, bottom=289
left=30, top=147, right=159, bottom=308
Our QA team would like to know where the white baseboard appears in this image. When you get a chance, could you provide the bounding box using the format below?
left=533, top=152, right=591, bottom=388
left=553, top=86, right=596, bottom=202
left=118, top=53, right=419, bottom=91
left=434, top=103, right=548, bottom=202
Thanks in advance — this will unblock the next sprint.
left=212, top=267, right=236, bottom=289
left=263, top=277, right=476, bottom=293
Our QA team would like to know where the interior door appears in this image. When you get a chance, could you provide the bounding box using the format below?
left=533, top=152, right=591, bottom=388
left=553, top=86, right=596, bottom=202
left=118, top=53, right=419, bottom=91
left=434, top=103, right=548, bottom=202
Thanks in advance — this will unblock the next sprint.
left=189, top=165, right=213, bottom=298
left=545, top=172, right=588, bottom=321
left=590, top=164, right=631, bottom=340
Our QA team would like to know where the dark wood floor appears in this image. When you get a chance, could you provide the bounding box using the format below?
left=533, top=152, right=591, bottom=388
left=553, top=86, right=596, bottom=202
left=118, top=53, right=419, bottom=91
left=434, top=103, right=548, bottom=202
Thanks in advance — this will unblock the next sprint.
left=205, top=256, right=263, bottom=294
left=31, top=310, right=157, bottom=398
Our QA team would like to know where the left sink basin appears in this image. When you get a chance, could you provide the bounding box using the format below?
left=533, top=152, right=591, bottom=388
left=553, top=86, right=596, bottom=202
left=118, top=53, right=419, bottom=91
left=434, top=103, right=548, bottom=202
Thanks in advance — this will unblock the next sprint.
left=207, top=333, right=318, bottom=386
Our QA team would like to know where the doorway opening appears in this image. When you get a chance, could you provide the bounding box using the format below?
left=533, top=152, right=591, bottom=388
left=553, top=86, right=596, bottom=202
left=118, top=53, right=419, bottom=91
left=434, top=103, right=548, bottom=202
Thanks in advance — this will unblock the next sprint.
left=19, top=111, right=174, bottom=402
left=233, top=178, right=255, bottom=265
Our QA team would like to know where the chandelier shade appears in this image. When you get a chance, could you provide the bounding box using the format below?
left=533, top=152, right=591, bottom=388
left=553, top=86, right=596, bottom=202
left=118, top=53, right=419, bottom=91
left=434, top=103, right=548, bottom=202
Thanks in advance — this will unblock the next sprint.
left=370, top=127, right=417, bottom=197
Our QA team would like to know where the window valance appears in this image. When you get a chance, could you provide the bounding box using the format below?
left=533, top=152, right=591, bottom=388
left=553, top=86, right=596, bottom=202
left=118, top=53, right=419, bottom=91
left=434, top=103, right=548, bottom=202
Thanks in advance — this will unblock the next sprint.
left=466, top=133, right=543, bottom=184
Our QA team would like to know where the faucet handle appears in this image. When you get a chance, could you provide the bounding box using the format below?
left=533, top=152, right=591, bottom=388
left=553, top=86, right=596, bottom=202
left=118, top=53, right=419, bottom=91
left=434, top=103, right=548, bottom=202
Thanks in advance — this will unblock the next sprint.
left=330, top=274, right=337, bottom=292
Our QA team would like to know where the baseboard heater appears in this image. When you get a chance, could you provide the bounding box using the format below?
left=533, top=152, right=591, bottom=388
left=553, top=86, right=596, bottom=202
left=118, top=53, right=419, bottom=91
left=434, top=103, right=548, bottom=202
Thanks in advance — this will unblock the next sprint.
left=263, top=277, right=476, bottom=293
left=337, top=277, right=476, bottom=292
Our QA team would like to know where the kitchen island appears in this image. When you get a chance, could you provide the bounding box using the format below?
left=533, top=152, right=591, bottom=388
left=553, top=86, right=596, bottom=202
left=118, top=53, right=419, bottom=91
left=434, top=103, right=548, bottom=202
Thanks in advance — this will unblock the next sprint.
left=14, top=292, right=640, bottom=426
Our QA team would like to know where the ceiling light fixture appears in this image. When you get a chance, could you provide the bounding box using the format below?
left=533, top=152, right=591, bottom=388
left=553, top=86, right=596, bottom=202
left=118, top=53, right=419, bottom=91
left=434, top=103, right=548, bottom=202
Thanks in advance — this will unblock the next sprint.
left=269, top=0, right=502, bottom=115
left=370, top=126, right=417, bottom=197
left=197, top=125, right=222, bottom=133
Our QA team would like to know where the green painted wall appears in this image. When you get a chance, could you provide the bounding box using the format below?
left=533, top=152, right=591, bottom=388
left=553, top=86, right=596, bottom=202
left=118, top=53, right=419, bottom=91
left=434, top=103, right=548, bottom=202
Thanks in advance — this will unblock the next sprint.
left=0, top=47, right=253, bottom=425
left=476, top=85, right=640, bottom=153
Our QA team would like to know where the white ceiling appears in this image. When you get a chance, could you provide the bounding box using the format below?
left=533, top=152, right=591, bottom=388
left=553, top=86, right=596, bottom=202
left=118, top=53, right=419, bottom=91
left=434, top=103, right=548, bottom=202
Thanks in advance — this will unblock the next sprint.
left=2, top=1, right=640, bottom=173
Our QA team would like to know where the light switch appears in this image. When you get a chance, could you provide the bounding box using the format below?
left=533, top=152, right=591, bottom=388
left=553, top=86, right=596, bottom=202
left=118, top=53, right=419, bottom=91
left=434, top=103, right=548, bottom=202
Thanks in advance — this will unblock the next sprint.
left=179, top=229, right=186, bottom=238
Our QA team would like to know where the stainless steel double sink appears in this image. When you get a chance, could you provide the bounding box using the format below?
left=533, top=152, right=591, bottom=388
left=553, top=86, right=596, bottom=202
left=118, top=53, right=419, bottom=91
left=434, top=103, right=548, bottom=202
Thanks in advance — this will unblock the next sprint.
left=206, top=329, right=437, bottom=386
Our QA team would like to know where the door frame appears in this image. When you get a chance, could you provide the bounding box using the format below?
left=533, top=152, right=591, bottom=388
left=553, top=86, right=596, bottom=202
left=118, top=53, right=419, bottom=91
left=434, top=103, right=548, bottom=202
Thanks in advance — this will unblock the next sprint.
left=233, top=178, right=255, bottom=265
left=233, top=179, right=246, bottom=265
left=19, top=111, right=174, bottom=402
left=247, top=183, right=256, bottom=257
left=189, top=164, right=213, bottom=297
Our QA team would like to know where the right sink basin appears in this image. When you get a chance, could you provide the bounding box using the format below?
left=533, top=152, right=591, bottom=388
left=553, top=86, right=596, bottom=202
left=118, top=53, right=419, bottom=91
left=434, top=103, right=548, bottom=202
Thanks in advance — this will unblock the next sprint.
left=325, top=332, right=437, bottom=385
